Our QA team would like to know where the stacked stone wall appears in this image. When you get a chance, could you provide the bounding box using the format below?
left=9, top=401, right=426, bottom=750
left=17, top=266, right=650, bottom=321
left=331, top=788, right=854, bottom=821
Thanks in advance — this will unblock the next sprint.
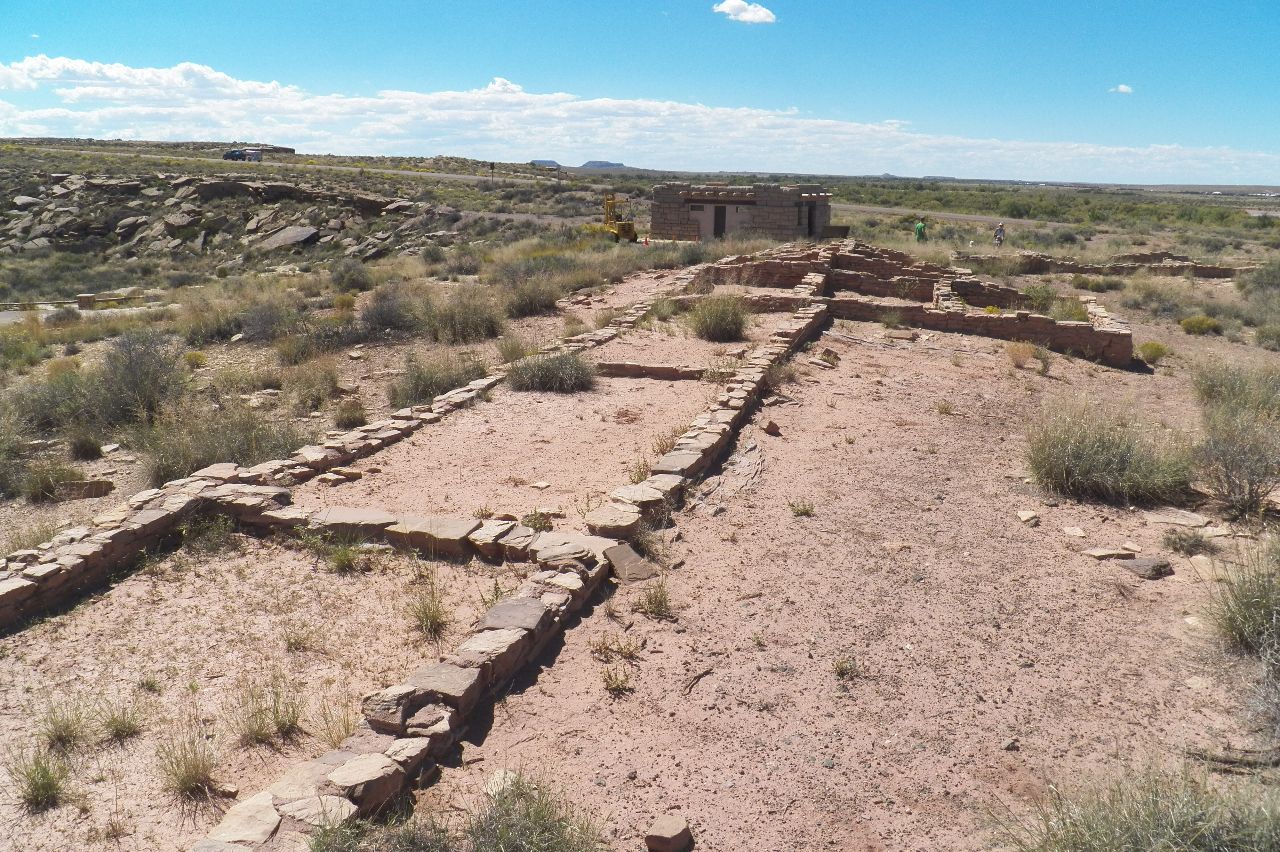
left=650, top=183, right=833, bottom=243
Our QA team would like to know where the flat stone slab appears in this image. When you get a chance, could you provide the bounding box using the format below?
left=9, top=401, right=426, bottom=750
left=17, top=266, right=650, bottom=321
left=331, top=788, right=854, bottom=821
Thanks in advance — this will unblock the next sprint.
left=585, top=501, right=642, bottom=538
left=311, top=507, right=398, bottom=538
left=468, top=520, right=516, bottom=559
left=327, top=753, right=404, bottom=814
left=384, top=516, right=481, bottom=557
left=1123, top=557, right=1174, bottom=580
left=646, top=814, right=694, bottom=852
left=480, top=596, right=553, bottom=634
left=278, top=795, right=358, bottom=827
left=406, top=663, right=485, bottom=717
left=384, top=737, right=434, bottom=774
left=450, top=627, right=532, bottom=682
left=1144, top=508, right=1211, bottom=527
left=604, top=543, right=662, bottom=584
left=1083, top=547, right=1135, bottom=560
left=208, top=791, right=281, bottom=845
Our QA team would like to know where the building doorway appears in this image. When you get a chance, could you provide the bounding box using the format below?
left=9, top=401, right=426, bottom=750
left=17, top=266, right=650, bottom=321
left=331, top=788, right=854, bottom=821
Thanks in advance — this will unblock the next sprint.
left=713, top=205, right=727, bottom=238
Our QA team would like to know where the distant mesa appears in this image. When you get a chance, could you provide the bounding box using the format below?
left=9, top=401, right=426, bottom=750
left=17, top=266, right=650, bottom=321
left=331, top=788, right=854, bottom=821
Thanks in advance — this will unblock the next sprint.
left=579, top=161, right=626, bottom=169
left=530, top=159, right=562, bottom=169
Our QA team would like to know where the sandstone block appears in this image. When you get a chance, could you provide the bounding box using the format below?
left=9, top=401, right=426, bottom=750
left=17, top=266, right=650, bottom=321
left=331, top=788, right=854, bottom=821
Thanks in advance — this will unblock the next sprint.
left=383, top=516, right=480, bottom=558
left=468, top=520, right=516, bottom=559
left=0, top=577, right=37, bottom=607
left=384, top=737, right=435, bottom=775
left=277, top=795, right=358, bottom=828
left=404, top=703, right=458, bottom=754
left=449, top=627, right=532, bottom=683
left=405, top=663, right=485, bottom=717
left=208, top=791, right=281, bottom=845
left=268, top=760, right=334, bottom=802
left=603, top=543, right=662, bottom=583
left=311, top=507, right=398, bottom=538
left=327, top=754, right=404, bottom=815
left=1124, top=557, right=1174, bottom=580
left=480, top=597, right=553, bottom=634
left=645, top=814, right=693, bottom=852
left=585, top=501, right=642, bottom=538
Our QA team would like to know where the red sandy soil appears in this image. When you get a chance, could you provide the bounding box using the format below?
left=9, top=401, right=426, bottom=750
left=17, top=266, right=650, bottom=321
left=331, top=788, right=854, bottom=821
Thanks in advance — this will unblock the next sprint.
left=421, top=319, right=1259, bottom=852
left=589, top=313, right=796, bottom=367
left=291, top=376, right=718, bottom=522
left=0, top=538, right=519, bottom=852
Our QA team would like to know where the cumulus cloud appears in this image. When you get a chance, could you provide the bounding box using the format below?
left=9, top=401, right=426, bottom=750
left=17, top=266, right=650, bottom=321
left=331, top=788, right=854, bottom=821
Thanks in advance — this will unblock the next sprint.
left=1109, top=83, right=1134, bottom=94
left=0, top=56, right=1274, bottom=183
left=712, top=1, right=776, bottom=24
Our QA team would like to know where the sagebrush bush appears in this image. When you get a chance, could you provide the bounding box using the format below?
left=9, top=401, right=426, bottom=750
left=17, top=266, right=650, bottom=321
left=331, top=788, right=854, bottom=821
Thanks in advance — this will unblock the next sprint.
left=360, top=282, right=424, bottom=334
left=333, top=397, right=367, bottom=429
left=1258, top=324, right=1280, bottom=351
left=238, top=295, right=302, bottom=342
left=287, top=361, right=340, bottom=413
left=388, top=353, right=487, bottom=408
left=21, top=459, right=80, bottom=502
left=688, top=295, right=748, bottom=342
left=1026, top=400, right=1192, bottom=505
left=998, top=768, right=1280, bottom=852
left=1238, top=258, right=1280, bottom=297
left=505, top=279, right=562, bottom=318
left=1180, top=314, right=1223, bottom=335
left=176, top=296, right=240, bottom=344
left=1050, top=298, right=1089, bottom=323
left=274, top=334, right=316, bottom=366
left=95, top=331, right=186, bottom=426
left=1208, top=538, right=1280, bottom=654
left=507, top=352, right=596, bottom=393
left=496, top=335, right=534, bottom=363
left=1193, top=362, right=1280, bottom=416
left=1022, top=283, right=1058, bottom=313
left=1197, top=406, right=1280, bottom=518
left=330, top=258, right=373, bottom=291
left=430, top=285, right=503, bottom=343
left=139, top=400, right=306, bottom=486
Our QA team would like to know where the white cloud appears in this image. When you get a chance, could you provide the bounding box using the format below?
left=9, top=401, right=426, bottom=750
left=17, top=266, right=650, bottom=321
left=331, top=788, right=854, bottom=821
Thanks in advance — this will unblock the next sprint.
left=1109, top=83, right=1134, bottom=94
left=30, top=34, right=39, bottom=39
left=0, top=55, right=1274, bottom=183
left=712, top=1, right=776, bottom=24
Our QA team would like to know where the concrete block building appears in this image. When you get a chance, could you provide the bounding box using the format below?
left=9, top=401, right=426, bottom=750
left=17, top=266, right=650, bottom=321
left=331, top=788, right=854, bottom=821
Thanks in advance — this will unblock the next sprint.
left=650, top=183, right=833, bottom=242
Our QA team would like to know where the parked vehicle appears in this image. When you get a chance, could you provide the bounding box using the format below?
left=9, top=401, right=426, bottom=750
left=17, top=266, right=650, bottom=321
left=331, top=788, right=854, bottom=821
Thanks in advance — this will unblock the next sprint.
left=222, top=149, right=245, bottom=161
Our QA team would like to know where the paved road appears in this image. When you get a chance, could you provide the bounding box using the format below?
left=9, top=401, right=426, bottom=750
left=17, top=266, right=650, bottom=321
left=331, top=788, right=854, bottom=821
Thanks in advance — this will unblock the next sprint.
left=833, top=202, right=1071, bottom=229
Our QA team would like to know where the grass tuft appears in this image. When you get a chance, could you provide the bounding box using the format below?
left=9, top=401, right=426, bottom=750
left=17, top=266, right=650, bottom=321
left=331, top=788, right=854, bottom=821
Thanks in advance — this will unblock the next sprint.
left=5, top=747, right=69, bottom=812
left=506, top=352, right=596, bottom=393
left=688, top=295, right=748, bottom=342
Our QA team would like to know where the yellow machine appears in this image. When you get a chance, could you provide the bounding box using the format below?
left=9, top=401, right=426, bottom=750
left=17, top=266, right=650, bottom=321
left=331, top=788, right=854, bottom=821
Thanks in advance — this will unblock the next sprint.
left=602, top=193, right=638, bottom=242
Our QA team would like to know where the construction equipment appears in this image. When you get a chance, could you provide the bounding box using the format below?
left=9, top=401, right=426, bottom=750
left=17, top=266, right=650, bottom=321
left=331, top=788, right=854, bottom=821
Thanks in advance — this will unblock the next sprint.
left=602, top=193, right=638, bottom=243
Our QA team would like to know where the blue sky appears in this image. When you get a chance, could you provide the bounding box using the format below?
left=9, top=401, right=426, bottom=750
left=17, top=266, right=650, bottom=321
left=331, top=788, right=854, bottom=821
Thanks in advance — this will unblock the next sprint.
left=1, top=0, right=1278, bottom=183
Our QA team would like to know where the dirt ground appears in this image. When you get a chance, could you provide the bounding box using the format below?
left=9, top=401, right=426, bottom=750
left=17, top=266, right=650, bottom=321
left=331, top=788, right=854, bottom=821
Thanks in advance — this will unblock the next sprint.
left=421, top=318, right=1258, bottom=852
left=0, top=537, right=518, bottom=851
left=291, top=376, right=718, bottom=522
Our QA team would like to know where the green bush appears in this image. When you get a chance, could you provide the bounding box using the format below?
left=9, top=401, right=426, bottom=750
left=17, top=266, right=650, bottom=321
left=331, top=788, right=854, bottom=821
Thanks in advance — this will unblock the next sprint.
left=496, top=335, right=534, bottom=363
left=998, top=768, right=1280, bottom=852
left=1209, top=538, right=1280, bottom=654
left=507, top=352, right=596, bottom=393
left=275, top=334, right=316, bottom=366
left=176, top=296, right=240, bottom=345
left=333, top=398, right=367, bottom=429
left=1026, top=400, right=1192, bottom=505
left=1070, top=275, right=1123, bottom=293
left=1180, top=314, right=1223, bottom=335
left=287, top=362, right=340, bottom=413
left=1196, top=406, right=1280, bottom=519
left=1256, top=324, right=1280, bottom=351
left=1049, top=298, right=1089, bottom=323
left=1022, top=283, right=1058, bottom=313
left=21, top=459, right=79, bottom=502
left=1136, top=341, right=1171, bottom=366
left=238, top=296, right=302, bottom=342
left=505, top=279, right=562, bottom=318
left=688, top=295, right=748, bottom=342
left=361, top=283, right=424, bottom=334
left=466, top=774, right=605, bottom=852
left=388, top=353, right=487, bottom=408
left=95, top=330, right=187, bottom=425
left=1238, top=259, right=1280, bottom=296
left=1193, top=362, right=1280, bottom=415
left=429, top=285, right=503, bottom=343
left=138, top=400, right=306, bottom=486
left=329, top=258, right=373, bottom=291
left=65, top=427, right=103, bottom=460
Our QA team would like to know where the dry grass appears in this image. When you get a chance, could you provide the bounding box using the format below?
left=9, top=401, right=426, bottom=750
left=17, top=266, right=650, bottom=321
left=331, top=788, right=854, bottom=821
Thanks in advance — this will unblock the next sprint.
left=156, top=714, right=216, bottom=799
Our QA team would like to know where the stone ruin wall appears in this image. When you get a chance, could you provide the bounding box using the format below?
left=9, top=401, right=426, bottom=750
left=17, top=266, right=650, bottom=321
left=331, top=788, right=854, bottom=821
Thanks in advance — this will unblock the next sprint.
left=650, top=183, right=832, bottom=243
left=956, top=249, right=1249, bottom=280
left=692, top=238, right=1134, bottom=367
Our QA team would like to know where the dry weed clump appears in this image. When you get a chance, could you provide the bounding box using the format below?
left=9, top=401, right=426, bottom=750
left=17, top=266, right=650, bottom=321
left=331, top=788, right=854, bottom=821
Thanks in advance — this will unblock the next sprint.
left=506, top=352, right=596, bottom=393
left=5, top=747, right=69, bottom=812
left=388, top=352, right=487, bottom=407
left=408, top=568, right=451, bottom=643
left=688, top=295, right=748, bottom=342
left=1026, top=399, right=1191, bottom=505
left=139, top=399, right=306, bottom=486
left=156, top=714, right=216, bottom=799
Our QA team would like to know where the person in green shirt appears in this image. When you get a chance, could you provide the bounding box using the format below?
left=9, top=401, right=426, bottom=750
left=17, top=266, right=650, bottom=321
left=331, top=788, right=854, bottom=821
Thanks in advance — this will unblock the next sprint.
left=914, top=218, right=927, bottom=242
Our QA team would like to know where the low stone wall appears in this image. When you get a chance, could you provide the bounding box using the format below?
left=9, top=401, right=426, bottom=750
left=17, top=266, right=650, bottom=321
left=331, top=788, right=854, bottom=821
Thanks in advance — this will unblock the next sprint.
left=690, top=242, right=837, bottom=290
left=595, top=362, right=706, bottom=381
left=956, top=250, right=1248, bottom=280
left=190, top=287, right=833, bottom=850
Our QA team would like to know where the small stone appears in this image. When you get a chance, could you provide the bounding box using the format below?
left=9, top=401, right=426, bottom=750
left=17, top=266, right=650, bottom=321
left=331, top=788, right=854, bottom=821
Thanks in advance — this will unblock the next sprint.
left=1124, top=557, right=1174, bottom=580
left=1062, top=526, right=1086, bottom=538
left=277, top=795, right=358, bottom=827
left=1016, top=510, right=1039, bottom=526
left=1083, top=547, right=1135, bottom=560
left=1122, top=541, right=1142, bottom=553
left=530, top=481, right=550, bottom=490
left=762, top=420, right=781, bottom=436
left=1003, top=738, right=1021, bottom=752
left=645, top=814, right=693, bottom=852
left=1144, top=508, right=1210, bottom=527
left=207, top=792, right=280, bottom=845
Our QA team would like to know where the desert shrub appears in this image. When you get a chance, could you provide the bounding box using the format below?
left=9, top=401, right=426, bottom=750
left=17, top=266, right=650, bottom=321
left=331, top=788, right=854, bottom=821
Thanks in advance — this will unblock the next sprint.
left=388, top=353, right=487, bottom=408
left=45, top=306, right=81, bottom=326
left=226, top=672, right=304, bottom=747
left=505, top=279, right=562, bottom=318
left=183, top=350, right=207, bottom=369
left=646, top=298, right=680, bottom=323
left=1193, top=362, right=1280, bottom=416
left=1163, top=527, right=1216, bottom=557
left=239, top=295, right=302, bottom=342
left=98, top=696, right=143, bottom=742
left=1238, top=259, right=1280, bottom=297
left=275, top=334, right=317, bottom=365
left=333, top=398, right=367, bottom=429
left=22, top=460, right=79, bottom=502
left=287, top=362, right=340, bottom=413
left=1050, top=299, right=1089, bottom=323
left=5, top=748, right=69, bottom=812
left=1180, top=314, right=1223, bottom=335
left=38, top=697, right=91, bottom=753
left=429, top=285, right=503, bottom=343
left=1121, top=276, right=1197, bottom=320
left=330, top=258, right=373, bottom=291
left=1256, top=324, right=1280, bottom=351
left=9, top=364, right=91, bottom=432
left=1022, top=283, right=1058, bottom=313
left=762, top=361, right=798, bottom=393
left=408, top=571, right=450, bottom=643
left=465, top=774, right=606, bottom=852
left=332, top=292, right=357, bottom=313
left=139, top=400, right=306, bottom=486
left=444, top=245, right=484, bottom=277
left=176, top=296, right=241, bottom=345
left=496, top=335, right=534, bottom=363
left=156, top=716, right=215, bottom=799
left=1026, top=399, right=1192, bottom=505
left=507, top=352, right=595, bottom=393
left=1006, top=341, right=1036, bottom=368
left=1136, top=341, right=1171, bottom=366
left=998, top=768, right=1280, bottom=852
left=95, top=330, right=186, bottom=425
left=688, top=295, right=748, bottom=342
left=180, top=514, right=237, bottom=555
left=1196, top=406, right=1280, bottom=518
left=1070, top=275, right=1123, bottom=293
left=214, top=366, right=284, bottom=395
left=361, top=282, right=424, bottom=334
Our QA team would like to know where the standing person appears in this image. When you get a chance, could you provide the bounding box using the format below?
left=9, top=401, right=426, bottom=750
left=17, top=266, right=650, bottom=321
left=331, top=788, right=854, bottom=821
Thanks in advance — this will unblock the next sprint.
left=994, top=222, right=1006, bottom=247
left=914, top=217, right=927, bottom=243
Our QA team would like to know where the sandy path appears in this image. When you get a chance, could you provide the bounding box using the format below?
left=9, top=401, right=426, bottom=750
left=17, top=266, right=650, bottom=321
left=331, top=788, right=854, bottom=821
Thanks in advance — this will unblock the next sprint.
left=422, top=320, right=1249, bottom=851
